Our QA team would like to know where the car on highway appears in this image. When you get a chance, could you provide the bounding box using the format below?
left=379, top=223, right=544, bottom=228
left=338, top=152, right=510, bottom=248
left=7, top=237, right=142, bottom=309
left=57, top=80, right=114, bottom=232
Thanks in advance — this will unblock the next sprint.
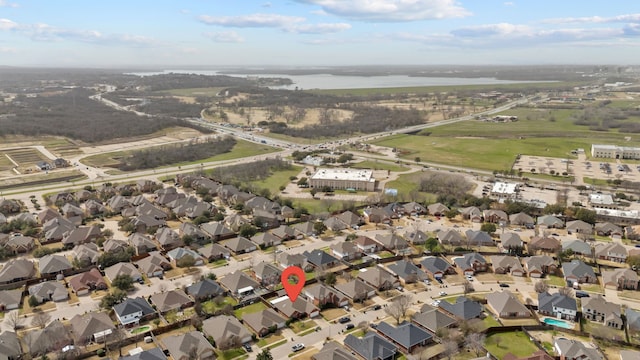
left=338, top=317, right=351, bottom=324
left=292, top=343, right=305, bottom=352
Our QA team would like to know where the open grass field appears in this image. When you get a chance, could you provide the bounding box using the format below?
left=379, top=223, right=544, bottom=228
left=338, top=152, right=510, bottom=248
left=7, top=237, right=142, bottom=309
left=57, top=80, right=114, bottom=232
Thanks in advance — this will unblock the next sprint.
left=250, top=165, right=302, bottom=195
left=370, top=104, right=640, bottom=172
left=351, top=160, right=410, bottom=172
left=0, top=169, right=86, bottom=190
left=82, top=138, right=278, bottom=169
left=5, top=148, right=50, bottom=168
left=485, top=331, right=540, bottom=359
left=0, top=155, right=14, bottom=172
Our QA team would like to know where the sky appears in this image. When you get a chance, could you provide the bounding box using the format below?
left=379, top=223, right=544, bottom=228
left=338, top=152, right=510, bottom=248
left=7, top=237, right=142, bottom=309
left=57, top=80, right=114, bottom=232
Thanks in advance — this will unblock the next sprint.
left=0, top=0, right=638, bottom=67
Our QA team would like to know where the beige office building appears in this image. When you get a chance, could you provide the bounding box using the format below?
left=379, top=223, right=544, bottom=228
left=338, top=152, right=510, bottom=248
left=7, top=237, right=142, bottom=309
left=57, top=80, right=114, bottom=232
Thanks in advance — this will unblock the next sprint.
left=309, top=168, right=376, bottom=191
left=591, top=144, right=640, bottom=159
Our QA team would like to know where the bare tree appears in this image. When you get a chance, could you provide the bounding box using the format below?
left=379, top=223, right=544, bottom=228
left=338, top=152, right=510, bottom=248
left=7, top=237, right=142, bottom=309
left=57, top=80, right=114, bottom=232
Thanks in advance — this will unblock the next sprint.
left=395, top=294, right=413, bottom=318
left=384, top=300, right=403, bottom=325
left=443, top=340, right=459, bottom=360
left=463, top=280, right=474, bottom=294
left=4, top=310, right=21, bottom=331
left=32, top=310, right=51, bottom=329
left=534, top=281, right=549, bottom=294
left=190, top=314, right=203, bottom=330
left=465, top=333, right=486, bottom=356
left=109, top=327, right=128, bottom=357
left=558, top=286, right=574, bottom=297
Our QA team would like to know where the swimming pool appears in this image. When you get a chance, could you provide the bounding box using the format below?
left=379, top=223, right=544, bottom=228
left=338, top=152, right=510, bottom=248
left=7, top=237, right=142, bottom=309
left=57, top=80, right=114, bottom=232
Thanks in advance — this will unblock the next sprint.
left=543, top=317, right=574, bottom=329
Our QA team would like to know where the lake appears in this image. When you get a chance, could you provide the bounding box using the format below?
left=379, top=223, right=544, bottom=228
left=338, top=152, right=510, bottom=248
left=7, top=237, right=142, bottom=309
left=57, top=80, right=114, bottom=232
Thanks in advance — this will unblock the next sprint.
left=127, top=69, right=539, bottom=90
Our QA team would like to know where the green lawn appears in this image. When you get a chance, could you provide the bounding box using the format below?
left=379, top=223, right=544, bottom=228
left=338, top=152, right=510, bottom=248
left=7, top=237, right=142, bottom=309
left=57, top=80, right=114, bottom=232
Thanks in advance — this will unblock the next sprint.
left=217, top=348, right=247, bottom=360
left=257, top=334, right=284, bottom=347
left=350, top=160, right=410, bottom=172
left=202, top=297, right=238, bottom=314
left=482, top=316, right=502, bottom=329
left=545, top=275, right=566, bottom=287
left=234, top=301, right=267, bottom=319
left=250, top=165, right=302, bottom=195
left=485, top=331, right=540, bottom=359
left=384, top=172, right=439, bottom=201
left=290, top=320, right=318, bottom=334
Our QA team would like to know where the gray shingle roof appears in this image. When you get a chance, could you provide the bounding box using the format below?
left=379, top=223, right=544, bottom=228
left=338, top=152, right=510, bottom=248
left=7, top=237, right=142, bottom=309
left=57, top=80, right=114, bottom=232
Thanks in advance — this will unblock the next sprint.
left=438, top=296, right=483, bottom=320
left=344, top=332, right=397, bottom=360
left=376, top=321, right=432, bottom=350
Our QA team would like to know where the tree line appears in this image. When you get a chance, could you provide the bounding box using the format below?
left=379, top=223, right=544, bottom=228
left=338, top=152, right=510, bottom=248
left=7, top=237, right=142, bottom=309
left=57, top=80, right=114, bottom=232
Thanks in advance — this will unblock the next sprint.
left=119, top=137, right=236, bottom=171
left=207, top=157, right=292, bottom=184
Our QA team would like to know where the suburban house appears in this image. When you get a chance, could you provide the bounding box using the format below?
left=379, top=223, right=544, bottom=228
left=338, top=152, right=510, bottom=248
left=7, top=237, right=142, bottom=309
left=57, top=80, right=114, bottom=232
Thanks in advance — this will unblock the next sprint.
left=405, top=230, right=429, bottom=245
left=554, top=338, right=604, bottom=360
left=28, top=281, right=69, bottom=303
left=376, top=321, right=433, bottom=354
left=353, top=236, right=381, bottom=254
left=276, top=252, right=306, bottom=269
left=566, top=220, right=594, bottom=235
left=595, top=242, right=628, bottom=263
left=333, top=279, right=376, bottom=303
left=461, top=206, right=483, bottom=222
left=69, top=312, right=115, bottom=345
left=485, top=291, right=531, bottom=318
left=373, top=233, right=410, bottom=254
left=500, top=232, right=524, bottom=253
left=251, top=232, right=282, bottom=248
left=128, top=232, right=158, bottom=255
left=528, top=236, right=561, bottom=254
left=602, top=268, right=639, bottom=290
left=509, top=212, right=535, bottom=227
left=439, top=296, right=484, bottom=320
left=304, top=283, right=350, bottom=308
left=71, top=243, right=101, bottom=265
left=420, top=256, right=456, bottom=280
left=155, top=227, right=183, bottom=250
left=483, top=209, right=509, bottom=224
left=537, top=215, right=564, bottom=229
left=0, top=258, right=35, bottom=284
left=186, top=278, right=226, bottom=301
left=3, top=235, right=35, bottom=254
left=357, top=267, right=400, bottom=291
left=38, top=254, right=73, bottom=277
left=303, top=249, right=340, bottom=271
left=437, top=229, right=464, bottom=246
left=24, top=320, right=73, bottom=357
left=411, top=307, right=457, bottom=334
left=104, top=262, right=142, bottom=283
left=162, top=331, right=216, bottom=360
left=453, top=253, right=488, bottom=275
left=167, top=247, right=205, bottom=267
left=219, top=271, right=260, bottom=298
left=254, top=261, right=282, bottom=286
left=102, top=238, right=129, bottom=254
left=523, top=255, right=557, bottom=278
left=222, top=236, right=258, bottom=255
left=561, top=239, right=593, bottom=257
left=362, top=207, right=394, bottom=224
left=150, top=289, right=194, bottom=313
left=270, top=295, right=320, bottom=319
left=538, top=291, right=577, bottom=321
left=490, top=255, right=525, bottom=276
left=198, top=243, right=231, bottom=262
left=0, top=331, right=21, bottom=360
left=200, top=221, right=235, bottom=241
left=582, top=295, right=623, bottom=329
left=242, top=308, right=287, bottom=337
left=387, top=260, right=428, bottom=284
left=113, top=297, right=156, bottom=327
left=626, top=308, right=640, bottom=333
left=427, top=203, right=449, bottom=216
left=465, top=230, right=494, bottom=247
left=68, top=268, right=107, bottom=296
left=0, top=289, right=22, bottom=311
left=324, top=217, right=348, bottom=231
left=202, top=315, right=252, bottom=346
left=562, top=260, right=597, bottom=285
left=595, top=222, right=623, bottom=238
left=313, top=342, right=357, bottom=360
left=331, top=242, right=360, bottom=260
left=135, top=251, right=172, bottom=278
left=179, top=222, right=209, bottom=244
left=345, top=332, right=397, bottom=360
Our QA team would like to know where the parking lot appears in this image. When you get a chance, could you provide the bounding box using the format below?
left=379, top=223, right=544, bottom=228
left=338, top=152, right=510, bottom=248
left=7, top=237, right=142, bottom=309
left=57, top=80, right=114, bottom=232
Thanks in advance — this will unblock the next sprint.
left=515, top=154, right=640, bottom=184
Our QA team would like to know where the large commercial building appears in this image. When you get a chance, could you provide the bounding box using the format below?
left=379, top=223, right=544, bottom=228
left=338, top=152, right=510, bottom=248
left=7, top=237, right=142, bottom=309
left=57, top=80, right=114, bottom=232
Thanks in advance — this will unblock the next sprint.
left=309, top=168, right=376, bottom=191
left=591, top=144, right=640, bottom=159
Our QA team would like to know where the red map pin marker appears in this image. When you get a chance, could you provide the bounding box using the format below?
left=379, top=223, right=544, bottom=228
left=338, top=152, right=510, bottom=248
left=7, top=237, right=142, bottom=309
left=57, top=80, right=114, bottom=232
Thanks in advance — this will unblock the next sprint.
left=281, top=266, right=305, bottom=302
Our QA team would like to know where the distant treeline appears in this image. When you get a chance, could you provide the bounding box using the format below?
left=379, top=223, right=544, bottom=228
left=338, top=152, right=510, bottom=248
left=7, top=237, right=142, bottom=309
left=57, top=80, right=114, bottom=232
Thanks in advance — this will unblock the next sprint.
left=136, top=97, right=204, bottom=118
left=571, top=102, right=640, bottom=132
left=208, top=157, right=292, bottom=184
left=119, top=137, right=236, bottom=171
left=0, top=88, right=209, bottom=142
left=269, top=106, right=425, bottom=138
left=136, top=74, right=254, bottom=91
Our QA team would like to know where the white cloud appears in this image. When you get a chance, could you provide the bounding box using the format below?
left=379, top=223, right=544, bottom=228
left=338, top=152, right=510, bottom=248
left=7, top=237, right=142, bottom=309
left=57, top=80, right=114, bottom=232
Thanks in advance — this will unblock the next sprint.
left=287, top=22, right=351, bottom=34
left=0, top=0, right=18, bottom=8
left=0, top=46, right=16, bottom=53
left=503, top=2, right=514, bottom=6
left=542, top=13, right=640, bottom=24
left=295, top=0, right=471, bottom=21
left=198, top=13, right=305, bottom=28
left=451, top=23, right=531, bottom=37
left=0, top=18, right=18, bottom=30
left=204, top=31, right=244, bottom=43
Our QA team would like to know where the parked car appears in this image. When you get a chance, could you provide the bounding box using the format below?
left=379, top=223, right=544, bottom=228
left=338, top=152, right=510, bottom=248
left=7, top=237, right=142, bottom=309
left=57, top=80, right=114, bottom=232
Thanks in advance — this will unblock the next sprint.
left=373, top=304, right=382, bottom=311
left=345, top=324, right=355, bottom=330
left=575, top=291, right=590, bottom=298
left=439, top=291, right=447, bottom=296
left=499, top=283, right=510, bottom=288
left=243, top=344, right=252, bottom=352
left=292, top=344, right=305, bottom=352
left=338, top=317, right=351, bottom=324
